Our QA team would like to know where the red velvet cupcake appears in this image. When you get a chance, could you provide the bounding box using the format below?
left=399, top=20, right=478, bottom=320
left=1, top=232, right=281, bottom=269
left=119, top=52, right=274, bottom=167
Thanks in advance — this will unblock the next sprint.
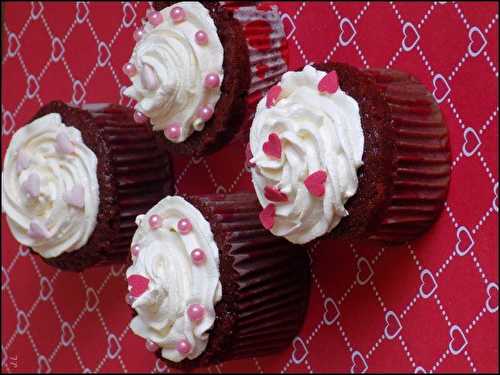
left=1, top=101, right=174, bottom=271
left=122, top=1, right=288, bottom=155
left=248, top=63, right=451, bottom=245
left=124, top=192, right=310, bottom=369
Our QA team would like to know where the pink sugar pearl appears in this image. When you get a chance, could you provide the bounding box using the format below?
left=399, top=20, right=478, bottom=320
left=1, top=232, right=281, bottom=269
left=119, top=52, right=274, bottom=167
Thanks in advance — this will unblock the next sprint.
left=148, top=11, right=163, bottom=27
left=125, top=293, right=135, bottom=305
left=177, top=218, right=192, bottom=234
left=133, top=28, right=145, bottom=42
left=170, top=6, right=186, bottom=23
left=204, top=73, right=220, bottom=89
left=191, top=249, right=206, bottom=265
left=131, top=244, right=140, bottom=257
left=146, top=340, right=159, bottom=352
left=197, top=106, right=213, bottom=122
left=164, top=123, right=181, bottom=141
left=176, top=339, right=192, bottom=355
left=195, top=30, right=208, bottom=45
left=133, top=110, right=148, bottom=124
left=148, top=214, right=162, bottom=230
left=122, top=63, right=137, bottom=78
left=187, top=304, right=205, bottom=323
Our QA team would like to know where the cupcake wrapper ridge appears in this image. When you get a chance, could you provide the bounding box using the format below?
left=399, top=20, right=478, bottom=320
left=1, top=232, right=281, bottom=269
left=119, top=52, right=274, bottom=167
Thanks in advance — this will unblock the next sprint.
left=362, top=69, right=451, bottom=243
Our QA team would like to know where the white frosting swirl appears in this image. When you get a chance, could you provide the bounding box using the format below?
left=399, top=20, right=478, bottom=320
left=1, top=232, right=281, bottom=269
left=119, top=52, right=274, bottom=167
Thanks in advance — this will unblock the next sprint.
left=124, top=2, right=224, bottom=142
left=126, top=196, right=222, bottom=363
left=1, top=113, right=100, bottom=258
left=249, top=65, right=364, bottom=244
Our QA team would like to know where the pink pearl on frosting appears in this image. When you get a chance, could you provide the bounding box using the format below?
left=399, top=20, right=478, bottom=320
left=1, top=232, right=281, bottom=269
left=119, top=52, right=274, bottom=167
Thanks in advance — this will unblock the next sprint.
left=197, top=105, right=213, bottom=122
left=133, top=28, right=145, bottom=42
left=176, top=339, right=192, bottom=355
left=125, top=293, right=135, bottom=305
left=195, top=30, right=208, bottom=45
left=164, top=123, right=181, bottom=141
left=191, top=249, right=206, bottom=265
left=170, top=6, right=186, bottom=23
left=187, top=304, right=205, bottom=322
left=122, top=62, right=137, bottom=78
left=146, top=340, right=159, bottom=352
left=133, top=110, right=148, bottom=124
left=148, top=11, right=163, bottom=27
left=177, top=218, right=192, bottom=234
left=204, top=73, right=220, bottom=89
left=148, top=214, right=162, bottom=230
left=131, top=244, right=140, bottom=257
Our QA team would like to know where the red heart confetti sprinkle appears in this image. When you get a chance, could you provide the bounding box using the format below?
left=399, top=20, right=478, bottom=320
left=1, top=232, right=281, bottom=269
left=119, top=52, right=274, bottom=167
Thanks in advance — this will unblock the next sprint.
left=262, top=133, right=281, bottom=159
left=266, top=85, right=282, bottom=108
left=264, top=185, right=288, bottom=202
left=259, top=203, right=276, bottom=230
left=127, top=274, right=150, bottom=298
left=318, top=71, right=339, bottom=94
left=304, top=170, right=327, bottom=197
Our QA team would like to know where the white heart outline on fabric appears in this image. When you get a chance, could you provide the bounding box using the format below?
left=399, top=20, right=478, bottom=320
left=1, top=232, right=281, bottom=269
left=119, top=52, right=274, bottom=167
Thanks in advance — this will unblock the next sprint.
left=402, top=22, right=420, bottom=52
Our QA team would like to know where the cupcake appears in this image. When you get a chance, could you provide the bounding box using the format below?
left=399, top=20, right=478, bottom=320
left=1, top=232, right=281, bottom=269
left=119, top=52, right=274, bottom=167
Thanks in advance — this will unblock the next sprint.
left=125, top=192, right=310, bottom=368
left=122, top=1, right=288, bottom=155
left=1, top=101, right=174, bottom=271
left=248, top=63, right=451, bottom=245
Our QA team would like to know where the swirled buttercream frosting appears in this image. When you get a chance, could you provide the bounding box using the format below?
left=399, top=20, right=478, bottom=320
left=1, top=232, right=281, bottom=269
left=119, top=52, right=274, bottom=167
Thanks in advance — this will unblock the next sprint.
left=1, top=113, right=100, bottom=258
left=249, top=65, right=364, bottom=244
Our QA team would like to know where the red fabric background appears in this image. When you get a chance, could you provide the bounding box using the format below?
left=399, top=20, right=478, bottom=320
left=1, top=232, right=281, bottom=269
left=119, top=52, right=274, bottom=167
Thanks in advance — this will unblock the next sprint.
left=1, top=1, right=498, bottom=373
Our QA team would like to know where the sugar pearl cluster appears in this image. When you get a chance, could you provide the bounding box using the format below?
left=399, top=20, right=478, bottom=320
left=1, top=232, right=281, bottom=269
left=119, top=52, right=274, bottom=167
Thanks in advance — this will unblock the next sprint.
left=127, top=213, right=208, bottom=356
left=122, top=5, right=221, bottom=141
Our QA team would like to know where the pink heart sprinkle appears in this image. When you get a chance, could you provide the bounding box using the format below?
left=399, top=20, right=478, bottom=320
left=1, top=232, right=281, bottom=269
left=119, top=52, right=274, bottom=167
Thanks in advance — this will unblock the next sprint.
left=259, top=203, right=276, bottom=230
left=140, top=63, right=159, bottom=91
left=262, top=133, right=281, bottom=159
left=63, top=184, right=85, bottom=208
left=16, top=150, right=30, bottom=173
left=28, top=221, right=49, bottom=240
left=264, top=186, right=288, bottom=202
left=55, top=132, right=75, bottom=154
left=318, top=71, right=339, bottom=94
left=127, top=274, right=150, bottom=298
left=21, top=173, right=40, bottom=197
left=266, top=85, right=282, bottom=108
left=304, top=170, right=327, bottom=197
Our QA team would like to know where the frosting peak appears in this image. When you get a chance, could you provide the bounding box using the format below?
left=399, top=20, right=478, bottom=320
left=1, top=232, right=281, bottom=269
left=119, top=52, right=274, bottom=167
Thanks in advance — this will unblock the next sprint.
left=124, top=2, right=224, bottom=143
left=249, top=65, right=364, bottom=244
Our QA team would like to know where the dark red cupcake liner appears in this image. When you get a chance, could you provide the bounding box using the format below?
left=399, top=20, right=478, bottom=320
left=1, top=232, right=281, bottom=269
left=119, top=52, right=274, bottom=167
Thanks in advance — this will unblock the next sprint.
left=160, top=192, right=310, bottom=369
left=229, top=3, right=289, bottom=140
left=32, top=101, right=174, bottom=271
left=361, top=69, right=451, bottom=243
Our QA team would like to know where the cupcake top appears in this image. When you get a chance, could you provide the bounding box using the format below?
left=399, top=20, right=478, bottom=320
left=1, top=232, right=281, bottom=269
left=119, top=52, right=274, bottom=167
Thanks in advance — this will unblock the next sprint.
left=124, top=2, right=224, bottom=143
left=1, top=113, right=100, bottom=258
left=248, top=65, right=364, bottom=244
left=126, top=196, right=222, bottom=363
